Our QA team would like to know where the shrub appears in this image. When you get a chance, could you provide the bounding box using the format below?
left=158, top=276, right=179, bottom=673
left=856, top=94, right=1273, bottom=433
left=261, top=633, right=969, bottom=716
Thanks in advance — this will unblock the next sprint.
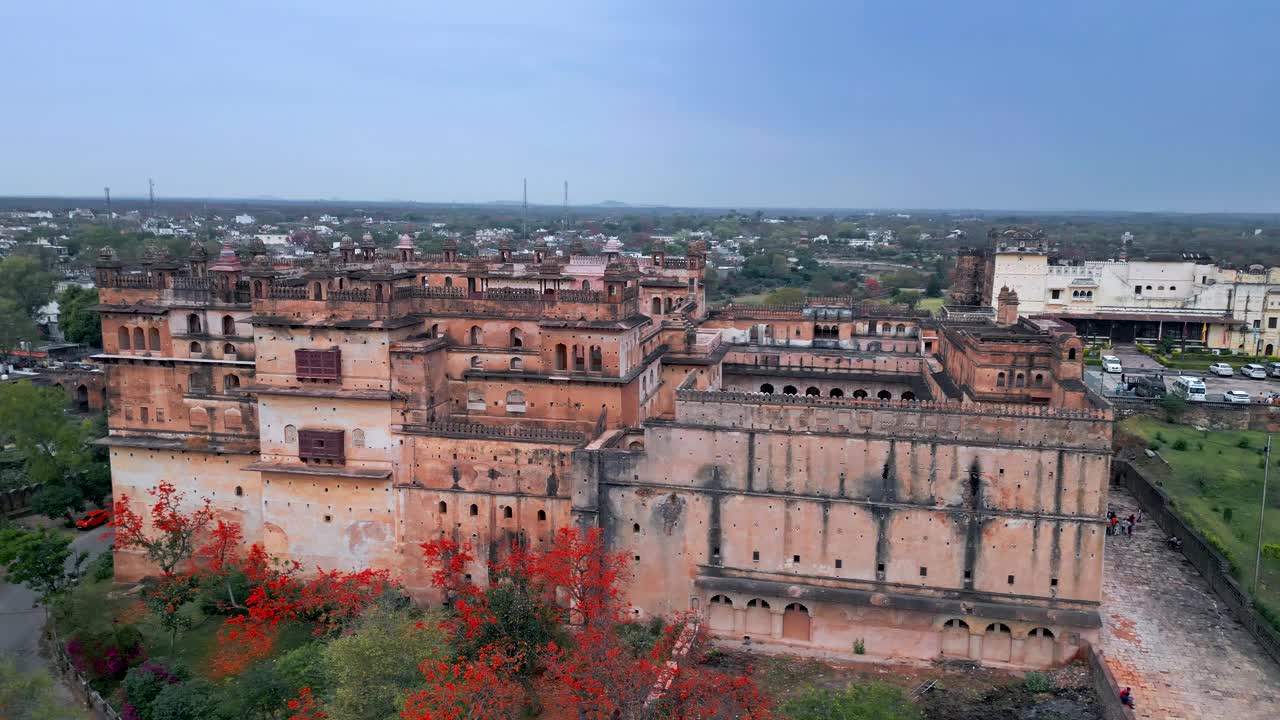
left=853, top=638, right=866, bottom=655
left=1155, top=431, right=1167, bottom=443
left=121, top=663, right=183, bottom=720
left=1172, top=439, right=1189, bottom=451
left=1262, top=544, right=1280, bottom=561
left=1023, top=671, right=1053, bottom=693
left=148, top=679, right=216, bottom=720
left=322, top=607, right=450, bottom=720
left=1238, top=437, right=1252, bottom=449
left=90, top=551, right=114, bottom=582
left=1223, top=507, right=1233, bottom=522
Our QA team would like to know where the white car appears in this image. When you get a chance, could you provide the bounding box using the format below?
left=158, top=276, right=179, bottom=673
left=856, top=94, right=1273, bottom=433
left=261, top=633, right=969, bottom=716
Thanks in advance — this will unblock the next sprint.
left=1223, top=390, right=1251, bottom=404
left=1208, top=362, right=1234, bottom=376
left=1241, top=363, right=1267, bottom=379
left=1101, top=355, right=1122, bottom=373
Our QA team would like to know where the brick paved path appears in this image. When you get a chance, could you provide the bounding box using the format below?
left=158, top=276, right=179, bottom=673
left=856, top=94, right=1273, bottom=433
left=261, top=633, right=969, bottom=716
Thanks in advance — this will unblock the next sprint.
left=1101, top=485, right=1280, bottom=719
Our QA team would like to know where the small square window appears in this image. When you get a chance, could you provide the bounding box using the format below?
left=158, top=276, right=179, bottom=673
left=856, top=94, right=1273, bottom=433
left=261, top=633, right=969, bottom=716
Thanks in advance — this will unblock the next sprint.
left=712, top=546, right=720, bottom=557
left=919, top=566, right=928, bottom=577
left=964, top=570, right=972, bottom=581
left=792, top=554, right=800, bottom=563
left=835, top=559, right=843, bottom=569
left=1050, top=578, right=1059, bottom=587
left=1007, top=575, right=1015, bottom=585
left=634, top=555, right=641, bottom=562
left=323, top=514, right=332, bottom=523
left=876, top=563, right=885, bottom=573
left=752, top=551, right=760, bottom=562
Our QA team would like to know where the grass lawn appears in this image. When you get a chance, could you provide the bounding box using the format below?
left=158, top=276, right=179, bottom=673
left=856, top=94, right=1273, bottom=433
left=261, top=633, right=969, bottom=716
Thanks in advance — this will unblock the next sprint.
left=917, top=297, right=945, bottom=314
left=1119, top=416, right=1280, bottom=625
left=730, top=293, right=772, bottom=304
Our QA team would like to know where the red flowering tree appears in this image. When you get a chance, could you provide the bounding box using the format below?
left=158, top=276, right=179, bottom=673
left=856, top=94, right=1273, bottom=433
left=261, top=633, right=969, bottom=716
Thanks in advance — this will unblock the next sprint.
left=865, top=277, right=882, bottom=295
left=284, top=686, right=327, bottom=720
left=531, top=527, right=630, bottom=629
left=113, top=481, right=216, bottom=575
left=420, top=538, right=493, bottom=642
left=142, top=571, right=201, bottom=652
left=194, top=518, right=245, bottom=609
left=402, top=648, right=526, bottom=720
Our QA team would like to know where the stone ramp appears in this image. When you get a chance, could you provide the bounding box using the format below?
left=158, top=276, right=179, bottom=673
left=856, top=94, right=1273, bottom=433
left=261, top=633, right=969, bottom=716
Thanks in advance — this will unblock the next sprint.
left=1101, top=484, right=1280, bottom=719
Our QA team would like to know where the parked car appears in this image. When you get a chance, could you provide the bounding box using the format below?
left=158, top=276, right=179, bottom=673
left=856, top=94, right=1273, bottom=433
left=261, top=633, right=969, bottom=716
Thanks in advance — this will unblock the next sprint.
left=75, top=509, right=110, bottom=530
left=1268, top=361, right=1280, bottom=378
left=1223, top=390, right=1251, bottom=404
left=1241, top=363, right=1267, bottom=379
left=1101, top=355, right=1123, bottom=373
left=1208, top=362, right=1234, bottom=376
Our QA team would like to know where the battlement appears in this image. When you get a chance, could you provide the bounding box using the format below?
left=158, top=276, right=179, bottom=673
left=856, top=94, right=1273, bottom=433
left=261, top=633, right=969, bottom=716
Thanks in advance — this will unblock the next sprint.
left=393, top=419, right=587, bottom=445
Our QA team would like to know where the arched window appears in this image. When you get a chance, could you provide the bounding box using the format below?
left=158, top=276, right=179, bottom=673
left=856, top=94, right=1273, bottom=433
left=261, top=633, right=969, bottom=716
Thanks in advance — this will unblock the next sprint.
left=224, top=407, right=242, bottom=428
left=665, top=297, right=673, bottom=313
left=503, top=506, right=513, bottom=519
left=652, top=297, right=662, bottom=315
left=746, top=599, right=770, bottom=608
left=352, top=429, right=365, bottom=447
left=148, top=327, right=161, bottom=351
left=506, top=390, right=526, bottom=412
left=1068, top=348, right=1077, bottom=360
left=223, top=343, right=236, bottom=357
left=537, top=509, right=547, bottom=521
left=222, top=315, right=236, bottom=336
left=1157, top=286, right=1164, bottom=291
left=1169, top=285, right=1176, bottom=291
left=896, top=324, right=906, bottom=335
left=132, top=327, right=145, bottom=350
left=881, top=322, right=891, bottom=334
left=510, top=328, right=523, bottom=347
left=375, top=284, right=384, bottom=302
left=1034, top=373, right=1044, bottom=385
left=470, top=356, right=481, bottom=369
left=444, top=276, right=453, bottom=287
left=829, top=388, right=844, bottom=397
left=581, top=280, right=591, bottom=291
left=469, top=504, right=479, bottom=516
left=253, top=280, right=264, bottom=298
left=1014, top=372, right=1026, bottom=388
left=901, top=391, right=916, bottom=400
left=190, top=341, right=203, bottom=354
left=510, top=357, right=523, bottom=370
left=311, top=282, right=323, bottom=300
left=187, top=313, right=202, bottom=334
left=430, top=323, right=440, bottom=338
left=710, top=595, right=733, bottom=605
left=943, top=619, right=969, bottom=630
left=805, top=386, right=820, bottom=396
left=996, top=371, right=1006, bottom=387
left=783, top=385, right=798, bottom=395
left=1029, top=627, right=1054, bottom=639
left=118, top=326, right=131, bottom=350
left=188, top=372, right=207, bottom=393
left=589, top=346, right=603, bottom=372
left=469, top=326, right=482, bottom=345
left=438, top=501, right=448, bottom=514
left=876, top=389, right=892, bottom=400
left=632, top=523, right=641, bottom=533
left=554, top=343, right=567, bottom=371
left=223, top=374, right=240, bottom=392
left=760, top=383, right=774, bottom=394
left=573, top=344, right=586, bottom=372
left=985, top=623, right=1011, bottom=634
left=284, top=425, right=297, bottom=443
left=467, top=389, right=485, bottom=410
left=853, top=389, right=868, bottom=399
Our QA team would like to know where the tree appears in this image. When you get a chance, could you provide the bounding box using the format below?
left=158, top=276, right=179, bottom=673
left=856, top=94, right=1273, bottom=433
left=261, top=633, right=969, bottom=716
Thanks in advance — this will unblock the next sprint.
left=1158, top=393, right=1188, bottom=423
left=284, top=687, right=327, bottom=720
left=0, top=527, right=86, bottom=602
left=0, top=383, right=107, bottom=520
left=143, top=573, right=201, bottom=653
left=57, top=286, right=102, bottom=347
left=781, top=683, right=920, bottom=720
left=925, top=274, right=944, bottom=298
left=401, top=648, right=526, bottom=720
left=195, top=519, right=245, bottom=609
left=0, top=256, right=54, bottom=318
left=322, top=607, right=450, bottom=720
left=762, top=287, right=805, bottom=305
left=113, top=481, right=216, bottom=576
left=0, top=655, right=83, bottom=720
left=531, top=527, right=630, bottom=630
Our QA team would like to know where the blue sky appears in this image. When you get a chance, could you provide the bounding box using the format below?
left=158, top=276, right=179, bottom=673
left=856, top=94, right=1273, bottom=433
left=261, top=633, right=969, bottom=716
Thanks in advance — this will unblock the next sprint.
left=2, top=1, right=1276, bottom=212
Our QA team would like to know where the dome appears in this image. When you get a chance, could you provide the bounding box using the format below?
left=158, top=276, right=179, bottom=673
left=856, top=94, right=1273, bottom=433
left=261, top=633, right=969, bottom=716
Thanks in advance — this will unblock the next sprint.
left=340, top=235, right=355, bottom=249
left=397, top=233, right=414, bottom=249
left=603, top=237, right=624, bottom=254
left=361, top=232, right=375, bottom=246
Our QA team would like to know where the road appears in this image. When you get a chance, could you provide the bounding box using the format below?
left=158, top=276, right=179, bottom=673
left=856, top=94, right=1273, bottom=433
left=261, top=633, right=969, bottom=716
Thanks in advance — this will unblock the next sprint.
left=1091, top=345, right=1280, bottom=403
left=0, top=526, right=113, bottom=672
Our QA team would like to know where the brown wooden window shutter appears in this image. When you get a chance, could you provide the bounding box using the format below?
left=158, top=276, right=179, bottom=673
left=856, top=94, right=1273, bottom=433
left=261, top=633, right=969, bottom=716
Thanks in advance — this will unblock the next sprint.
left=295, top=348, right=341, bottom=381
left=298, top=429, right=344, bottom=463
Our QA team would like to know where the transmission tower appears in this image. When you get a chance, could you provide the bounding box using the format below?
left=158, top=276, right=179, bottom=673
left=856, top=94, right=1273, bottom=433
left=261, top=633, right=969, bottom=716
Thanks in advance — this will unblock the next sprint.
left=148, top=178, right=155, bottom=215
left=522, top=177, right=528, bottom=239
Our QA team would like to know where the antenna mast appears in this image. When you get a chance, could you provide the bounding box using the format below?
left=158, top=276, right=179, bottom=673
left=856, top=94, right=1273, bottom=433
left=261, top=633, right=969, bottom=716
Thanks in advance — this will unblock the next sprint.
left=521, top=177, right=528, bottom=239
left=104, top=186, right=111, bottom=215
left=148, top=178, right=155, bottom=215
left=563, top=180, right=569, bottom=230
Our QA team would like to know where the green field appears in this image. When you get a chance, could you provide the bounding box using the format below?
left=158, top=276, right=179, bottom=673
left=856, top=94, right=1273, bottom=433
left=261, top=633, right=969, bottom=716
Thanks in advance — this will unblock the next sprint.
left=917, top=296, right=945, bottom=314
left=1119, top=416, right=1280, bottom=627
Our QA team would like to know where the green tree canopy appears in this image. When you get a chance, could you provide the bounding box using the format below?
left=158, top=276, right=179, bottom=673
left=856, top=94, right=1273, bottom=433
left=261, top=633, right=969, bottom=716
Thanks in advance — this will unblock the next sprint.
left=57, top=286, right=101, bottom=347
left=322, top=606, right=450, bottom=720
left=0, top=527, right=86, bottom=602
left=0, top=256, right=55, bottom=317
left=0, top=383, right=109, bottom=518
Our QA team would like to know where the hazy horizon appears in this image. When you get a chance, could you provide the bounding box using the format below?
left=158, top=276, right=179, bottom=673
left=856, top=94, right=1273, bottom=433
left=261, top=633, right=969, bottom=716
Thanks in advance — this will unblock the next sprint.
left=3, top=1, right=1277, bottom=213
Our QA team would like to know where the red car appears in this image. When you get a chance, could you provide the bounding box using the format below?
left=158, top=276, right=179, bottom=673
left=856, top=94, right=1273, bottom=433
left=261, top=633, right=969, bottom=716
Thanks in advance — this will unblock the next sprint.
left=75, top=509, right=110, bottom=530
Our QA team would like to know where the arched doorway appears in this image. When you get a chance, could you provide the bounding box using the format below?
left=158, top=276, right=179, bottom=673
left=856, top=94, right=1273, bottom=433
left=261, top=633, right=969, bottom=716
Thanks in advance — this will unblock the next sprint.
left=852, top=389, right=868, bottom=399
left=74, top=384, right=88, bottom=409
left=1025, top=627, right=1056, bottom=666
left=901, top=391, right=916, bottom=401
left=783, top=385, right=798, bottom=395
left=829, top=388, right=844, bottom=397
left=708, top=595, right=734, bottom=632
left=760, top=383, right=774, bottom=394
left=805, top=386, right=820, bottom=396
left=941, top=618, right=970, bottom=657
left=782, top=603, right=811, bottom=642
left=744, top=599, right=772, bottom=636
left=982, top=623, right=1012, bottom=662
left=1268, top=344, right=1275, bottom=357
left=876, top=390, right=892, bottom=400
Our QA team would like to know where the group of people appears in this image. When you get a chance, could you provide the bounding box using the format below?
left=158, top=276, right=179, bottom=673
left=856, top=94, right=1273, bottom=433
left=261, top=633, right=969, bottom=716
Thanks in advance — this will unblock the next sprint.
left=1106, top=509, right=1142, bottom=537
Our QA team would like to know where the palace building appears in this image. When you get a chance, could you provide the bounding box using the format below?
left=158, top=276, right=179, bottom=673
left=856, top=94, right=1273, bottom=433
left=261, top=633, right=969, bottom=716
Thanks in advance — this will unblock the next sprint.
left=95, top=232, right=1111, bottom=668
